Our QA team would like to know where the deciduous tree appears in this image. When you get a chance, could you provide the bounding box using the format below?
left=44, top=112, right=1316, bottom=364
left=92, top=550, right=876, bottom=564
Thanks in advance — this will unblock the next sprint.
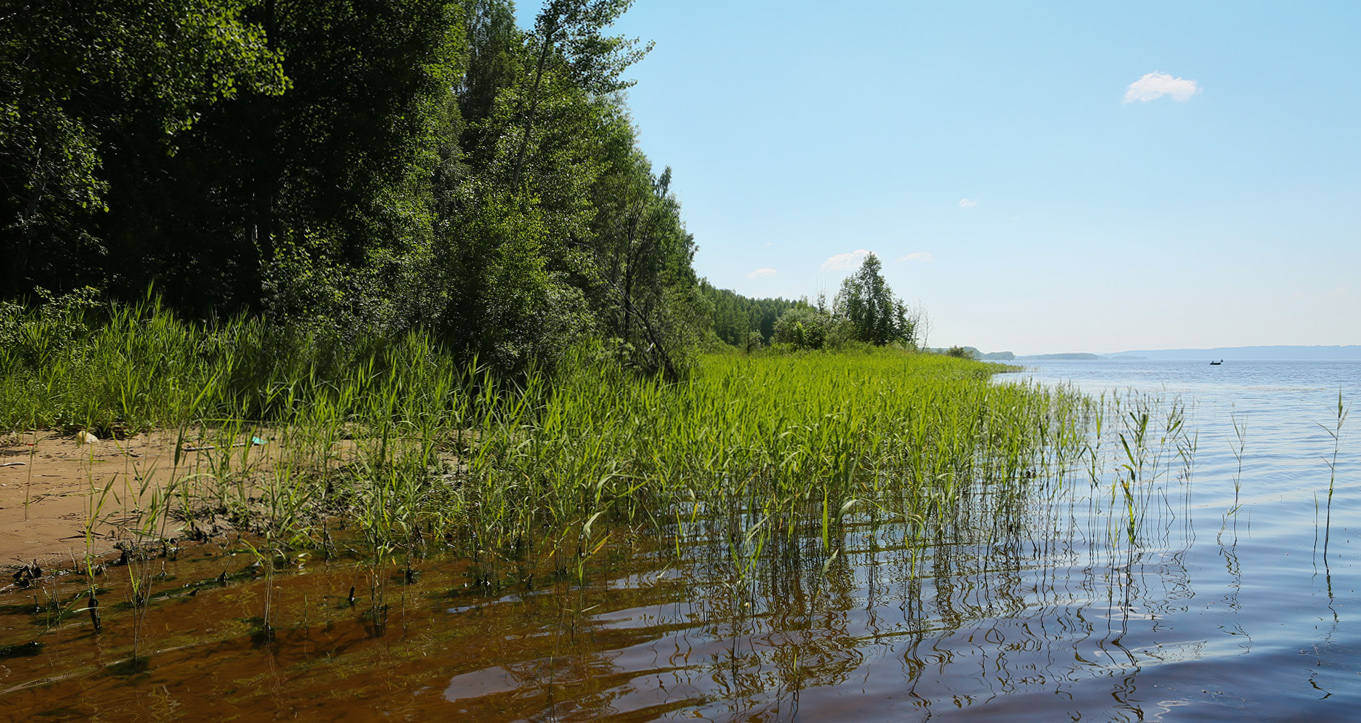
left=833, top=253, right=915, bottom=346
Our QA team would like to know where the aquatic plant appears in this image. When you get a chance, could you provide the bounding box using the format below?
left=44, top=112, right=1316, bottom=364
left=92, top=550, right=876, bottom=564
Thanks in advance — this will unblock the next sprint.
left=1320, top=390, right=1350, bottom=563
left=0, top=300, right=1109, bottom=624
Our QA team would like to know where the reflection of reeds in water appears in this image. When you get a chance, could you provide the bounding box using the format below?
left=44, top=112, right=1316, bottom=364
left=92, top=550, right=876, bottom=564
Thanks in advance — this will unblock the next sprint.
left=620, top=388, right=1202, bottom=720
left=1, top=376, right=1196, bottom=720
left=19, top=326, right=1358, bottom=721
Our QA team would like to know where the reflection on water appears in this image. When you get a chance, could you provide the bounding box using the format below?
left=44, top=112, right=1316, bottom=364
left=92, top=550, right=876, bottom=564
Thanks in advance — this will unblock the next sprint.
left=2, top=360, right=1358, bottom=721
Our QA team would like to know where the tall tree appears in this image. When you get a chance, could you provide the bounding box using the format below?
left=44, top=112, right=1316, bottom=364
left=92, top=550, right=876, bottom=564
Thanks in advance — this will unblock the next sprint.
left=588, top=107, right=700, bottom=378
left=460, top=0, right=520, bottom=133
left=2, top=0, right=712, bottom=379
left=0, top=0, right=286, bottom=299
left=510, top=0, right=649, bottom=187
left=93, top=0, right=464, bottom=320
left=834, top=253, right=915, bottom=346
left=434, top=0, right=685, bottom=375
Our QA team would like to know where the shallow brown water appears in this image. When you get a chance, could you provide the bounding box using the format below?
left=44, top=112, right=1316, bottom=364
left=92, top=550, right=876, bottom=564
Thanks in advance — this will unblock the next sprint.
left=2, top=360, right=1360, bottom=721
left=0, top=496, right=1348, bottom=722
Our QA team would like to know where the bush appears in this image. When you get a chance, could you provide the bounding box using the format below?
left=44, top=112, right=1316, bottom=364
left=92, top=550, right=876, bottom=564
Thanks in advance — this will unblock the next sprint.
left=772, top=306, right=834, bottom=350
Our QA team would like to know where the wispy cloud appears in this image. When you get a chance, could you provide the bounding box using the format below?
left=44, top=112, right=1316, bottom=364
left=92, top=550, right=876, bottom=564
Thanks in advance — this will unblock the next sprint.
left=1124, top=72, right=1200, bottom=103
left=821, top=249, right=870, bottom=271
left=897, top=252, right=934, bottom=263
left=958, top=198, right=978, bottom=209
left=1328, top=286, right=1350, bottom=299
left=747, top=267, right=777, bottom=279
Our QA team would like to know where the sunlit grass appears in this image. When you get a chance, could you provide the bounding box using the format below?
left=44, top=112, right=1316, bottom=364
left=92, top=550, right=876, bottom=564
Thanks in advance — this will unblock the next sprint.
left=1, top=300, right=1112, bottom=578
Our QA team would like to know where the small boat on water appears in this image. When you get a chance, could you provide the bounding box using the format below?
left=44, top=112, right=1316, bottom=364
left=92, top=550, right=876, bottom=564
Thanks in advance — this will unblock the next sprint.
left=1210, top=360, right=1223, bottom=366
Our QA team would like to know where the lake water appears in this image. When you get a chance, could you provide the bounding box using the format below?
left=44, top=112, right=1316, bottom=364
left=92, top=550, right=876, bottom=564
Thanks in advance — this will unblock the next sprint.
left=2, top=360, right=1358, bottom=721
left=990, top=359, right=1361, bottom=721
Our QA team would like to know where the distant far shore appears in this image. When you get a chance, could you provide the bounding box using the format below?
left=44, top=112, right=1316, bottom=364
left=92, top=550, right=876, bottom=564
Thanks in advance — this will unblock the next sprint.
left=978, top=345, right=1361, bottom=362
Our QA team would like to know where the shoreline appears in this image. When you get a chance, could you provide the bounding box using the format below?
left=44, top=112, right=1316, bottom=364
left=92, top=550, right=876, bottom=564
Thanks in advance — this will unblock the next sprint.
left=0, top=430, right=261, bottom=569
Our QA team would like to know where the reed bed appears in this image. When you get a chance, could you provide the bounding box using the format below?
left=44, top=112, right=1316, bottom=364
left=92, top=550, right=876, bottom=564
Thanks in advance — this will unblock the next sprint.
left=463, top=352, right=1096, bottom=551
left=3, top=299, right=1221, bottom=676
left=1, top=299, right=1106, bottom=576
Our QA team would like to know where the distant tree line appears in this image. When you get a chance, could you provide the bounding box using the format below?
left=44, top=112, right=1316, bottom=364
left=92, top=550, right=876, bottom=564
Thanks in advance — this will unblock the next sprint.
left=701, top=254, right=921, bottom=355
left=1, top=1, right=924, bottom=376
left=700, top=281, right=806, bottom=351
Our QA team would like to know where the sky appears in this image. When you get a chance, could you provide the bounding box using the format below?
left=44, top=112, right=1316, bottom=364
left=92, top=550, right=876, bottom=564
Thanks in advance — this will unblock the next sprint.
left=514, top=1, right=1361, bottom=355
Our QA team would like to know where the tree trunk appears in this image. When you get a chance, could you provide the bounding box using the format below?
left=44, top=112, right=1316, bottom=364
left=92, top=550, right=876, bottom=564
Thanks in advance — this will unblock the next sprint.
left=510, top=15, right=559, bottom=188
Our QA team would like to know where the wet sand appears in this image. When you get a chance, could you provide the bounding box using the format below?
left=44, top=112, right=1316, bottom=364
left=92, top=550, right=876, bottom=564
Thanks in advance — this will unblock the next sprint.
left=0, top=431, right=263, bottom=571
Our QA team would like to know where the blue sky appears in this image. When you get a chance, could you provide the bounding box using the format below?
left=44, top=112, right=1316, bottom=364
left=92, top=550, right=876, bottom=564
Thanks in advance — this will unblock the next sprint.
left=515, top=1, right=1361, bottom=354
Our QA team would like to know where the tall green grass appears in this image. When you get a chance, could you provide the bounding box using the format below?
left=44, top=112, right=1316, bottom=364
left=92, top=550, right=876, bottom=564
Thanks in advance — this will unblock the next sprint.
left=1, top=298, right=1102, bottom=578
left=457, top=351, right=1094, bottom=548
left=0, top=294, right=417, bottom=433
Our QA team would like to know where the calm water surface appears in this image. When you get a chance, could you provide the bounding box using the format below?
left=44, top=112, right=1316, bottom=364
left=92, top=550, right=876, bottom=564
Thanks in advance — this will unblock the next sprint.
left=2, top=360, right=1357, bottom=721
left=994, top=359, right=1361, bottom=720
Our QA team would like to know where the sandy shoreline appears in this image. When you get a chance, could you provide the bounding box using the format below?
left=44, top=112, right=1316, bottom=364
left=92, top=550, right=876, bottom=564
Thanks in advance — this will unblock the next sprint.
left=0, top=430, right=265, bottom=571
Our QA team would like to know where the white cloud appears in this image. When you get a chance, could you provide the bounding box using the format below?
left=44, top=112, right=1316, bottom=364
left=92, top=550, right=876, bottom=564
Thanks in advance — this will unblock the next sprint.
left=747, top=267, right=777, bottom=279
left=1328, top=286, right=1350, bottom=299
left=1124, top=72, right=1200, bottom=103
left=897, top=252, right=934, bottom=263
left=821, top=249, right=871, bottom=271
left=958, top=198, right=978, bottom=209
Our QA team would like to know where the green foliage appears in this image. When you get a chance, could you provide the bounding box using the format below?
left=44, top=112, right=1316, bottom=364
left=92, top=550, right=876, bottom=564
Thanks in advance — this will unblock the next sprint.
left=510, top=0, right=651, bottom=185
left=0, top=294, right=463, bottom=433
left=5, top=1, right=944, bottom=384
left=460, top=0, right=522, bottom=129
left=445, top=17, right=691, bottom=378
left=0, top=287, right=103, bottom=370
left=531, top=0, right=651, bottom=95
left=585, top=110, right=701, bottom=379
left=429, top=189, right=591, bottom=374
left=700, top=282, right=805, bottom=348
left=1, top=0, right=288, bottom=297
left=143, top=0, right=465, bottom=319
left=772, top=306, right=837, bottom=350
left=1, top=304, right=1093, bottom=571
left=834, top=253, right=916, bottom=347
left=0, top=1, right=673, bottom=374
left=745, top=330, right=765, bottom=353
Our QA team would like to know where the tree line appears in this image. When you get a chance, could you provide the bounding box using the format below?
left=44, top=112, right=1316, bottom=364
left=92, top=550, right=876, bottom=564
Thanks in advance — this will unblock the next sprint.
left=701, top=281, right=806, bottom=351
left=2, top=0, right=919, bottom=377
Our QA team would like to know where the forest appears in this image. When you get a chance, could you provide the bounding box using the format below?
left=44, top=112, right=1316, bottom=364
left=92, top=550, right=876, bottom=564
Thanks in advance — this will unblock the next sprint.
left=1, top=0, right=919, bottom=377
